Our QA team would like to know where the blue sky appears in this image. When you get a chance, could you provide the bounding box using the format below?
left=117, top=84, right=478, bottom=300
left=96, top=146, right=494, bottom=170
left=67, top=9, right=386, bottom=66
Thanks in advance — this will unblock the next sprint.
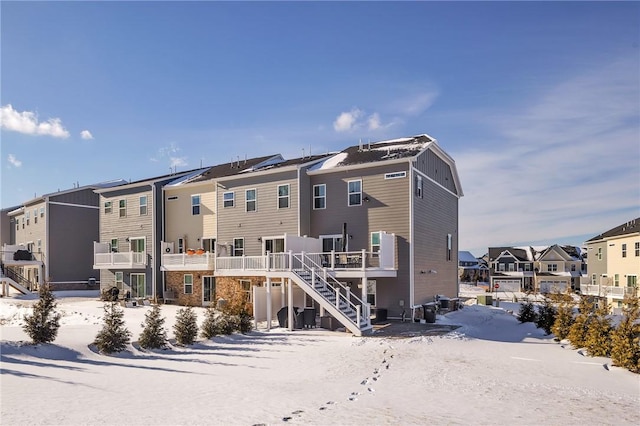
left=1, top=1, right=639, bottom=256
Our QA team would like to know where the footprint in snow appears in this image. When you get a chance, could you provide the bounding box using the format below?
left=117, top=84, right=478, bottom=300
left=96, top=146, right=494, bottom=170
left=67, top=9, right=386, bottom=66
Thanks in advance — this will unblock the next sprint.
left=368, top=387, right=375, bottom=393
left=361, top=378, right=369, bottom=385
left=348, top=396, right=358, bottom=401
left=282, top=417, right=292, bottom=422
left=385, top=364, right=390, bottom=370
left=292, top=410, right=304, bottom=415
left=603, top=364, right=609, bottom=371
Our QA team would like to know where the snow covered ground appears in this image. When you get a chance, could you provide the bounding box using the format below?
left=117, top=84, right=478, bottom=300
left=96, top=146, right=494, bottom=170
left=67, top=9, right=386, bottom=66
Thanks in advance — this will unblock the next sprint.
left=1, top=290, right=638, bottom=425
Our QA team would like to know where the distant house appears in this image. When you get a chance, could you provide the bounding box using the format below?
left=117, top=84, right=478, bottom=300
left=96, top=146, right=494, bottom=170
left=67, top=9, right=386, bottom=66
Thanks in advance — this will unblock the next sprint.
left=581, top=218, right=639, bottom=312
left=458, top=251, right=488, bottom=283
left=488, top=244, right=585, bottom=293
left=1, top=181, right=127, bottom=293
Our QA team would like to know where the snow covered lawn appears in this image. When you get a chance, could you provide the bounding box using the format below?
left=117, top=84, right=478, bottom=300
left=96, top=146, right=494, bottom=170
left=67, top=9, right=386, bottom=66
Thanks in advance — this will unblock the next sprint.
left=1, top=292, right=638, bottom=425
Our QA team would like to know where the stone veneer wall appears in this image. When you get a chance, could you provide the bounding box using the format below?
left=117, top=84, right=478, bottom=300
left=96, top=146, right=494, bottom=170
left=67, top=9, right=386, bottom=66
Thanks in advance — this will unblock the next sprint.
left=165, top=272, right=264, bottom=310
left=214, top=276, right=264, bottom=313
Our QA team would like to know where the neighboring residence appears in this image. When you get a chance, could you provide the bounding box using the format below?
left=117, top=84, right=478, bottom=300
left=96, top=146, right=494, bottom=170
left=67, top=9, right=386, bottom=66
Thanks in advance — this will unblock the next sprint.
left=488, top=244, right=585, bottom=293
left=458, top=251, right=488, bottom=283
left=1, top=181, right=127, bottom=293
left=93, top=170, right=200, bottom=302
left=581, top=217, right=640, bottom=312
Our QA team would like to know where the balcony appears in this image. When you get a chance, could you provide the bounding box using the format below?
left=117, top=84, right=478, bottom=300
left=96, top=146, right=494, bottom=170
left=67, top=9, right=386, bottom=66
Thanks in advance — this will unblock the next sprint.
left=161, top=252, right=215, bottom=271
left=579, top=284, right=638, bottom=299
left=93, top=242, right=146, bottom=269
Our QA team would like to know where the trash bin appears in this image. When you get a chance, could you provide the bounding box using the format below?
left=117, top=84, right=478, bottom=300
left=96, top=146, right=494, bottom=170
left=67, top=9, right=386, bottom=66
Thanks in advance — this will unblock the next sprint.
left=422, top=305, right=436, bottom=323
left=372, top=308, right=388, bottom=323
left=438, top=297, right=450, bottom=310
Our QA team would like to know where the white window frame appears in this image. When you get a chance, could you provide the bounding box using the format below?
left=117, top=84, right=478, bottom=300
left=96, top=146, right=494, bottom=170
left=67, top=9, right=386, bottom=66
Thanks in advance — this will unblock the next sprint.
left=622, top=243, right=627, bottom=258
left=139, top=196, right=148, bottom=216
left=110, top=238, right=119, bottom=252
left=277, top=184, right=290, bottom=209
left=104, top=201, right=112, bottom=214
left=223, top=191, right=235, bottom=208
left=384, top=171, right=406, bottom=180
left=233, top=238, right=244, bottom=256
left=26, top=211, right=30, bottom=226
left=40, top=207, right=45, bottom=218
left=627, top=275, right=637, bottom=287
left=416, top=175, right=423, bottom=198
left=34, top=209, right=38, bottom=224
left=635, top=242, right=640, bottom=257
left=191, top=194, right=201, bottom=215
left=313, top=184, right=326, bottom=210
left=246, top=189, right=257, bottom=212
left=37, top=239, right=42, bottom=253
left=240, top=279, right=252, bottom=303
left=447, top=233, right=452, bottom=261
left=177, top=238, right=184, bottom=254
left=597, top=247, right=602, bottom=260
left=321, top=234, right=346, bottom=252
left=184, top=274, right=193, bottom=294
left=119, top=199, right=126, bottom=217
left=115, top=271, right=124, bottom=290
left=547, top=264, right=558, bottom=272
left=347, top=179, right=362, bottom=206
left=614, top=274, right=619, bottom=287
left=131, top=273, right=146, bottom=298
left=371, top=232, right=380, bottom=257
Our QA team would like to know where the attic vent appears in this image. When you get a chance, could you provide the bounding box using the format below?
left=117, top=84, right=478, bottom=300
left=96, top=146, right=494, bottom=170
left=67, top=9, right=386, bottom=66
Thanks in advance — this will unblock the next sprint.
left=167, top=196, right=178, bottom=201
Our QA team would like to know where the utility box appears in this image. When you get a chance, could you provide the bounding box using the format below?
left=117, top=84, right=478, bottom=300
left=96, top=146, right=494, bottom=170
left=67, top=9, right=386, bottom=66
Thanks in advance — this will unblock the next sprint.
left=477, top=294, right=493, bottom=306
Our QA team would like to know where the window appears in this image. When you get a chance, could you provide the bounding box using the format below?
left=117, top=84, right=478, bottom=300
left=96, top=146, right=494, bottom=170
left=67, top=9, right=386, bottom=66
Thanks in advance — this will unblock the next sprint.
left=26, top=211, right=30, bottom=226
left=110, top=238, right=119, bottom=252
left=597, top=247, right=602, bottom=260
left=240, top=279, right=252, bottom=302
left=614, top=274, right=620, bottom=287
left=177, top=238, right=184, bottom=254
left=348, top=180, right=362, bottom=206
left=104, top=201, right=112, bottom=214
left=119, top=199, right=126, bottom=217
left=547, top=264, right=558, bottom=272
left=37, top=239, right=41, bottom=253
left=40, top=207, right=44, bottom=217
left=524, top=264, right=531, bottom=272
left=233, top=238, right=244, bottom=256
left=508, top=263, right=515, bottom=272
left=313, top=184, right=326, bottom=209
left=22, top=218, right=24, bottom=229
left=627, top=275, right=637, bottom=287
left=184, top=274, right=193, bottom=294
left=115, top=272, right=124, bottom=290
left=322, top=235, right=345, bottom=252
left=223, top=192, right=234, bottom=208
left=371, top=232, right=380, bottom=257
left=246, top=189, right=256, bottom=212
left=191, top=195, right=201, bottom=215
left=415, top=175, right=423, bottom=198
left=498, top=263, right=505, bottom=272
left=367, top=280, right=376, bottom=306
left=591, top=274, right=596, bottom=285
left=636, top=242, right=640, bottom=257
left=139, top=196, right=148, bottom=215
left=277, top=184, right=290, bottom=209
left=447, top=233, right=452, bottom=261
left=622, top=243, right=627, bottom=258
left=571, top=264, right=576, bottom=272
left=34, top=209, right=38, bottom=224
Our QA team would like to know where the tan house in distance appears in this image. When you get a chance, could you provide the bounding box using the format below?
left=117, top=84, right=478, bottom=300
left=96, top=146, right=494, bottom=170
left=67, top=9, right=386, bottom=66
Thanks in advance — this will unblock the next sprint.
left=581, top=217, right=639, bottom=312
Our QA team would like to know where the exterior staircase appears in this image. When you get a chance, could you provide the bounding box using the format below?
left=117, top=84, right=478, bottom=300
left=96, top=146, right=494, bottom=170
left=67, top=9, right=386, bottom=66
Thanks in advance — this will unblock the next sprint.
left=0, top=266, right=32, bottom=295
left=284, top=253, right=372, bottom=336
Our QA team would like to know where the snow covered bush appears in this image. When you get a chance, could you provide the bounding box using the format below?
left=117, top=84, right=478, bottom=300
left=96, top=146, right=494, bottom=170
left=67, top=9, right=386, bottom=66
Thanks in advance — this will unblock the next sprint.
left=22, top=283, right=61, bottom=344
left=173, top=306, right=198, bottom=346
left=567, top=296, right=594, bottom=349
left=551, top=301, right=575, bottom=341
left=237, top=309, right=253, bottom=334
left=94, top=302, right=131, bottom=354
left=216, top=311, right=240, bottom=335
left=518, top=300, right=537, bottom=323
left=200, top=306, right=222, bottom=339
left=138, top=304, right=168, bottom=350
left=610, top=295, right=640, bottom=373
left=535, top=298, right=557, bottom=335
left=584, top=300, right=613, bottom=357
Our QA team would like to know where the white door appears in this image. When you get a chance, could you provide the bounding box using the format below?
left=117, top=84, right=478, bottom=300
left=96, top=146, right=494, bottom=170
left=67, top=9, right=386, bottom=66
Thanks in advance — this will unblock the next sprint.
left=202, top=276, right=215, bottom=307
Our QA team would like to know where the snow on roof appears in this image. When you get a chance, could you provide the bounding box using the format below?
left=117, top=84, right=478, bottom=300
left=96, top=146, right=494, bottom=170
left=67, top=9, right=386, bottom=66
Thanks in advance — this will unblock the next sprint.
left=165, top=168, right=211, bottom=187
left=308, top=152, right=348, bottom=171
left=458, top=251, right=479, bottom=263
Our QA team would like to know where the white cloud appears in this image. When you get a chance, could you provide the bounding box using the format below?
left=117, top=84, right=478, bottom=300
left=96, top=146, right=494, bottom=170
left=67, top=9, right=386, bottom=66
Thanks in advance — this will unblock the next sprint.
left=393, top=91, right=439, bottom=116
left=80, top=130, right=94, bottom=140
left=170, top=157, right=187, bottom=168
left=151, top=142, right=188, bottom=169
left=7, top=154, right=22, bottom=168
left=0, top=104, right=70, bottom=138
left=455, top=56, right=640, bottom=256
left=333, top=108, right=363, bottom=132
left=368, top=113, right=381, bottom=130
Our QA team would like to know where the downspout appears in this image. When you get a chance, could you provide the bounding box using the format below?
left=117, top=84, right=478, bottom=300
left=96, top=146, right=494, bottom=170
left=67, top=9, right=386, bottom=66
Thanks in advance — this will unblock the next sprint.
left=44, top=197, right=50, bottom=287
left=151, top=183, right=156, bottom=302
left=409, top=160, right=415, bottom=311
left=296, top=166, right=301, bottom=237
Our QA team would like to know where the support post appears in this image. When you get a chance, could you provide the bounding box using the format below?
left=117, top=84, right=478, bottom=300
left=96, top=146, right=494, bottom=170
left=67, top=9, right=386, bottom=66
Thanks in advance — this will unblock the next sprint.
left=288, top=278, right=294, bottom=332
left=266, top=277, right=272, bottom=332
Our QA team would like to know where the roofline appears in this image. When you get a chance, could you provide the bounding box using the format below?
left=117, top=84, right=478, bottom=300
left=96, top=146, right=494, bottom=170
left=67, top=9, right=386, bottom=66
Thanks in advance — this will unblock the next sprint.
left=414, top=138, right=464, bottom=197
left=94, top=172, right=193, bottom=194
left=307, top=156, right=410, bottom=176
left=216, top=156, right=329, bottom=182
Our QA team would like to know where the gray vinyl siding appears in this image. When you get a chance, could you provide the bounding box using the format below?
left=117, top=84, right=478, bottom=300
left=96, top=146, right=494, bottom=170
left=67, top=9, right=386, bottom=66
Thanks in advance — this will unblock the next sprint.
left=412, top=168, right=459, bottom=302
left=48, top=202, right=99, bottom=283
left=309, top=163, right=411, bottom=317
left=414, top=148, right=460, bottom=196
left=298, top=167, right=312, bottom=237
left=50, top=188, right=100, bottom=206
left=216, top=170, right=299, bottom=256
left=98, top=185, right=155, bottom=295
left=586, top=241, right=607, bottom=279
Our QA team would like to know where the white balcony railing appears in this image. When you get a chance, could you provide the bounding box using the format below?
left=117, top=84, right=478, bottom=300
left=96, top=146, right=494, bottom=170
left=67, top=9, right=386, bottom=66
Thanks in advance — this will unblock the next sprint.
left=161, top=252, right=215, bottom=271
left=93, top=251, right=146, bottom=269
left=579, top=284, right=638, bottom=299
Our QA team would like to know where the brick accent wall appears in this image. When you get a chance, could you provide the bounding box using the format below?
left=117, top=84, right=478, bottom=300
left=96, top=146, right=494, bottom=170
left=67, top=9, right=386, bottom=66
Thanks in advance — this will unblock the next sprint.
left=213, top=275, right=264, bottom=313
left=165, top=270, right=212, bottom=306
